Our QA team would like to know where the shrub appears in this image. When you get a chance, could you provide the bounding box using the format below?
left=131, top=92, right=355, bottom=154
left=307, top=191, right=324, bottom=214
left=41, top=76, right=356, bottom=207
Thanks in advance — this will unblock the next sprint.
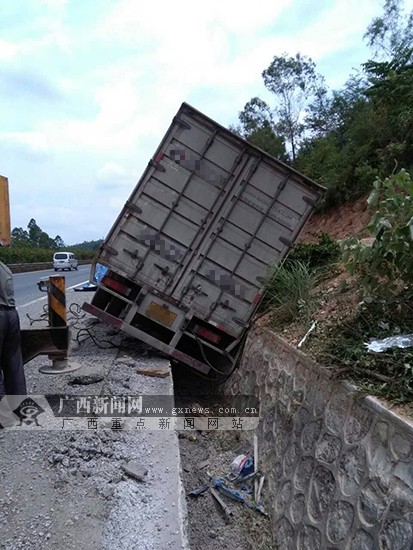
left=0, top=246, right=96, bottom=264
left=289, top=232, right=340, bottom=269
left=342, top=169, right=413, bottom=300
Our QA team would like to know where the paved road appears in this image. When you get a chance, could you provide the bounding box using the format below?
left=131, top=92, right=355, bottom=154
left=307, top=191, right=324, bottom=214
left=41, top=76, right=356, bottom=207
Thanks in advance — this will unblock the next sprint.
left=13, top=264, right=91, bottom=307
left=1, top=291, right=188, bottom=550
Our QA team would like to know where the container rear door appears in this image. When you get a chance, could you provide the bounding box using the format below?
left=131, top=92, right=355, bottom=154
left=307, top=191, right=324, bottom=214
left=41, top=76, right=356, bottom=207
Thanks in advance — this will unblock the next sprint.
left=98, top=110, right=250, bottom=292
left=98, top=103, right=323, bottom=338
left=170, top=155, right=322, bottom=336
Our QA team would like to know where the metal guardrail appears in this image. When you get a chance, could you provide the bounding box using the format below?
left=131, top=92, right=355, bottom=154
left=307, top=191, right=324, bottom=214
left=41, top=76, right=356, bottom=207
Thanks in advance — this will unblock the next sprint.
left=8, top=260, right=91, bottom=273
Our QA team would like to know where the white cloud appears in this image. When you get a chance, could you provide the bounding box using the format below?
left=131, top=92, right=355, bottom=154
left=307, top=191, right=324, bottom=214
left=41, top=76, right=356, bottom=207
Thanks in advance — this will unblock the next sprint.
left=2, top=0, right=412, bottom=243
left=97, top=0, right=292, bottom=40
left=0, top=39, right=20, bottom=61
left=0, top=131, right=49, bottom=154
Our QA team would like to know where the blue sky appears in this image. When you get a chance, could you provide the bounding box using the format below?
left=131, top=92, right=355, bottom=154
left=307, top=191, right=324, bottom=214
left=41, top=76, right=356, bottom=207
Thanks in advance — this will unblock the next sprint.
left=1, top=0, right=411, bottom=245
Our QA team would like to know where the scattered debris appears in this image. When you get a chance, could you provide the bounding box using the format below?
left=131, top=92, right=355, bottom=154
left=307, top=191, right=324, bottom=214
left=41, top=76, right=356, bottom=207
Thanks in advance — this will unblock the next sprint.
left=136, top=366, right=170, bottom=378
left=365, top=333, right=413, bottom=352
left=69, top=367, right=105, bottom=385
left=253, top=435, right=259, bottom=503
left=212, top=477, right=268, bottom=517
left=228, top=454, right=254, bottom=481
left=233, top=471, right=260, bottom=485
left=198, top=459, right=210, bottom=470
left=298, top=320, right=317, bottom=348
left=212, top=477, right=245, bottom=503
left=99, top=484, right=116, bottom=499
left=178, top=426, right=274, bottom=549
left=121, top=461, right=148, bottom=482
left=188, top=484, right=210, bottom=497
left=256, top=475, right=265, bottom=504
left=210, top=487, right=233, bottom=520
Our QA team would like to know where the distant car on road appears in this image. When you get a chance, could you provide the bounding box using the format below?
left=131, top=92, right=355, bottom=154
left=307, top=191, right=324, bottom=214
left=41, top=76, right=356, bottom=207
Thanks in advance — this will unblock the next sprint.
left=53, top=252, right=78, bottom=271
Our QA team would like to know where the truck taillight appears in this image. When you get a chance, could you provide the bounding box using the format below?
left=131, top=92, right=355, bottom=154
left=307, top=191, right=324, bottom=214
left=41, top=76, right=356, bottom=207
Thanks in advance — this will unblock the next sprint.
left=102, top=276, right=129, bottom=296
left=194, top=324, right=221, bottom=344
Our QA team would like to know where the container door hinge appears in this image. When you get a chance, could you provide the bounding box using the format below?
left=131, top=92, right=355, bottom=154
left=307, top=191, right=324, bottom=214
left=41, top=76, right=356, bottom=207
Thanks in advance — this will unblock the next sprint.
left=148, top=159, right=166, bottom=172
left=173, top=116, right=191, bottom=130
left=154, top=263, right=170, bottom=276
left=123, top=248, right=141, bottom=261
left=125, top=201, right=142, bottom=215
left=303, top=195, right=316, bottom=206
left=219, top=300, right=236, bottom=312
left=192, top=285, right=208, bottom=297
left=279, top=236, right=293, bottom=248
left=102, top=244, right=119, bottom=256
left=232, top=317, right=249, bottom=328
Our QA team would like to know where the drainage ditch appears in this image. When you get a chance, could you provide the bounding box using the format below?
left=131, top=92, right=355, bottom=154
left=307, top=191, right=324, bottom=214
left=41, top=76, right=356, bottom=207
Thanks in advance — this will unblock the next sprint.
left=172, top=364, right=274, bottom=550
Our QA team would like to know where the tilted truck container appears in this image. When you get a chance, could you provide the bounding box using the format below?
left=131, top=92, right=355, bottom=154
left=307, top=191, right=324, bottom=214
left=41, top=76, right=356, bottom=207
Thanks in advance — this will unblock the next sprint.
left=83, top=103, right=324, bottom=378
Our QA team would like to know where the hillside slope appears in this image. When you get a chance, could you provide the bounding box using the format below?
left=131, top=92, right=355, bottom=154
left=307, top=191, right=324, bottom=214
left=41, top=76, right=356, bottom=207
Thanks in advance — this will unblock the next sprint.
left=300, top=195, right=371, bottom=242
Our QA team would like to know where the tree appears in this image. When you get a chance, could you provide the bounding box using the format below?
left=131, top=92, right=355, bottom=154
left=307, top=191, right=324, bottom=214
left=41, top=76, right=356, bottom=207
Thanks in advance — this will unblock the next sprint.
left=232, top=97, right=288, bottom=160
left=364, top=0, right=413, bottom=58
left=12, top=219, right=66, bottom=249
left=363, top=46, right=413, bottom=169
left=11, top=227, right=30, bottom=247
left=54, top=235, right=65, bottom=248
left=262, top=53, right=325, bottom=161
left=27, top=218, right=42, bottom=246
left=342, top=170, right=413, bottom=298
left=38, top=231, right=54, bottom=249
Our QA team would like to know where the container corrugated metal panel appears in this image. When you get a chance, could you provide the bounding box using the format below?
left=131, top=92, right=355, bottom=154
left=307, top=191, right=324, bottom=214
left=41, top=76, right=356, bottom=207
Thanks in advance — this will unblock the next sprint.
left=99, top=103, right=323, bottom=335
left=0, top=175, right=11, bottom=246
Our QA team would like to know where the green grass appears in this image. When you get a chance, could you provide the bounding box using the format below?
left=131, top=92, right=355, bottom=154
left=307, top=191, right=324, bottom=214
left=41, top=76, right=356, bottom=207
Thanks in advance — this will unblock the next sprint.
left=263, top=260, right=320, bottom=326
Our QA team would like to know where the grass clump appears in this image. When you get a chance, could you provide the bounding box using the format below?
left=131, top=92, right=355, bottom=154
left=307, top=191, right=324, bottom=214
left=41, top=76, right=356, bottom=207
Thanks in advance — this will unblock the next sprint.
left=263, top=260, right=319, bottom=327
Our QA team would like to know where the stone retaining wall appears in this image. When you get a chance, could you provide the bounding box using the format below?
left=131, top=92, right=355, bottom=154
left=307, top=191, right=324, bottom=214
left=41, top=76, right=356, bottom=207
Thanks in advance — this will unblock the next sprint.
left=223, top=327, right=413, bottom=549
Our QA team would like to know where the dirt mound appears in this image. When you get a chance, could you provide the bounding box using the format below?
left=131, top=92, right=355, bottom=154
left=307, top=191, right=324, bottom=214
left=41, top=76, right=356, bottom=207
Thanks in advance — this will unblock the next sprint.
left=300, top=195, right=371, bottom=242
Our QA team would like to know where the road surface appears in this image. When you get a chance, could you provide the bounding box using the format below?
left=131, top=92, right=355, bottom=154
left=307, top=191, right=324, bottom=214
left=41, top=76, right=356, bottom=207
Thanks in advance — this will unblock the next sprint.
left=0, top=290, right=188, bottom=550
left=13, top=265, right=91, bottom=308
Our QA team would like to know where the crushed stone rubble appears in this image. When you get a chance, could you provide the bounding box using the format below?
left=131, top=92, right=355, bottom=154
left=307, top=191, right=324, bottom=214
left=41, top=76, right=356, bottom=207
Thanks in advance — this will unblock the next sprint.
left=0, top=291, right=188, bottom=550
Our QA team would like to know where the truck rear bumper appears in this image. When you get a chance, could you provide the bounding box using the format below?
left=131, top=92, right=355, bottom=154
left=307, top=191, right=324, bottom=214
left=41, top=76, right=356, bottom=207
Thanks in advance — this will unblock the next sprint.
left=82, top=302, right=210, bottom=375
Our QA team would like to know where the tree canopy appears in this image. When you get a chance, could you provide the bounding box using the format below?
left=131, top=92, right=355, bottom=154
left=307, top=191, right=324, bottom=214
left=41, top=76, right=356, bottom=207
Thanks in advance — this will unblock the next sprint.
left=232, top=0, right=413, bottom=210
left=11, top=219, right=65, bottom=249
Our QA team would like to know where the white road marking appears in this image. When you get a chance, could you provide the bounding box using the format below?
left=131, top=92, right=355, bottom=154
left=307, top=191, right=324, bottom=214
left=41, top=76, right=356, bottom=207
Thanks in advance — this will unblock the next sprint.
left=17, top=279, right=90, bottom=310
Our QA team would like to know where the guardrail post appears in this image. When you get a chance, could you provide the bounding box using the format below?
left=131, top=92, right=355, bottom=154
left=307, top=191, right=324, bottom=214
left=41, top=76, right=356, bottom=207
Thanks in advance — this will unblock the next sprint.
left=37, top=275, right=81, bottom=374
